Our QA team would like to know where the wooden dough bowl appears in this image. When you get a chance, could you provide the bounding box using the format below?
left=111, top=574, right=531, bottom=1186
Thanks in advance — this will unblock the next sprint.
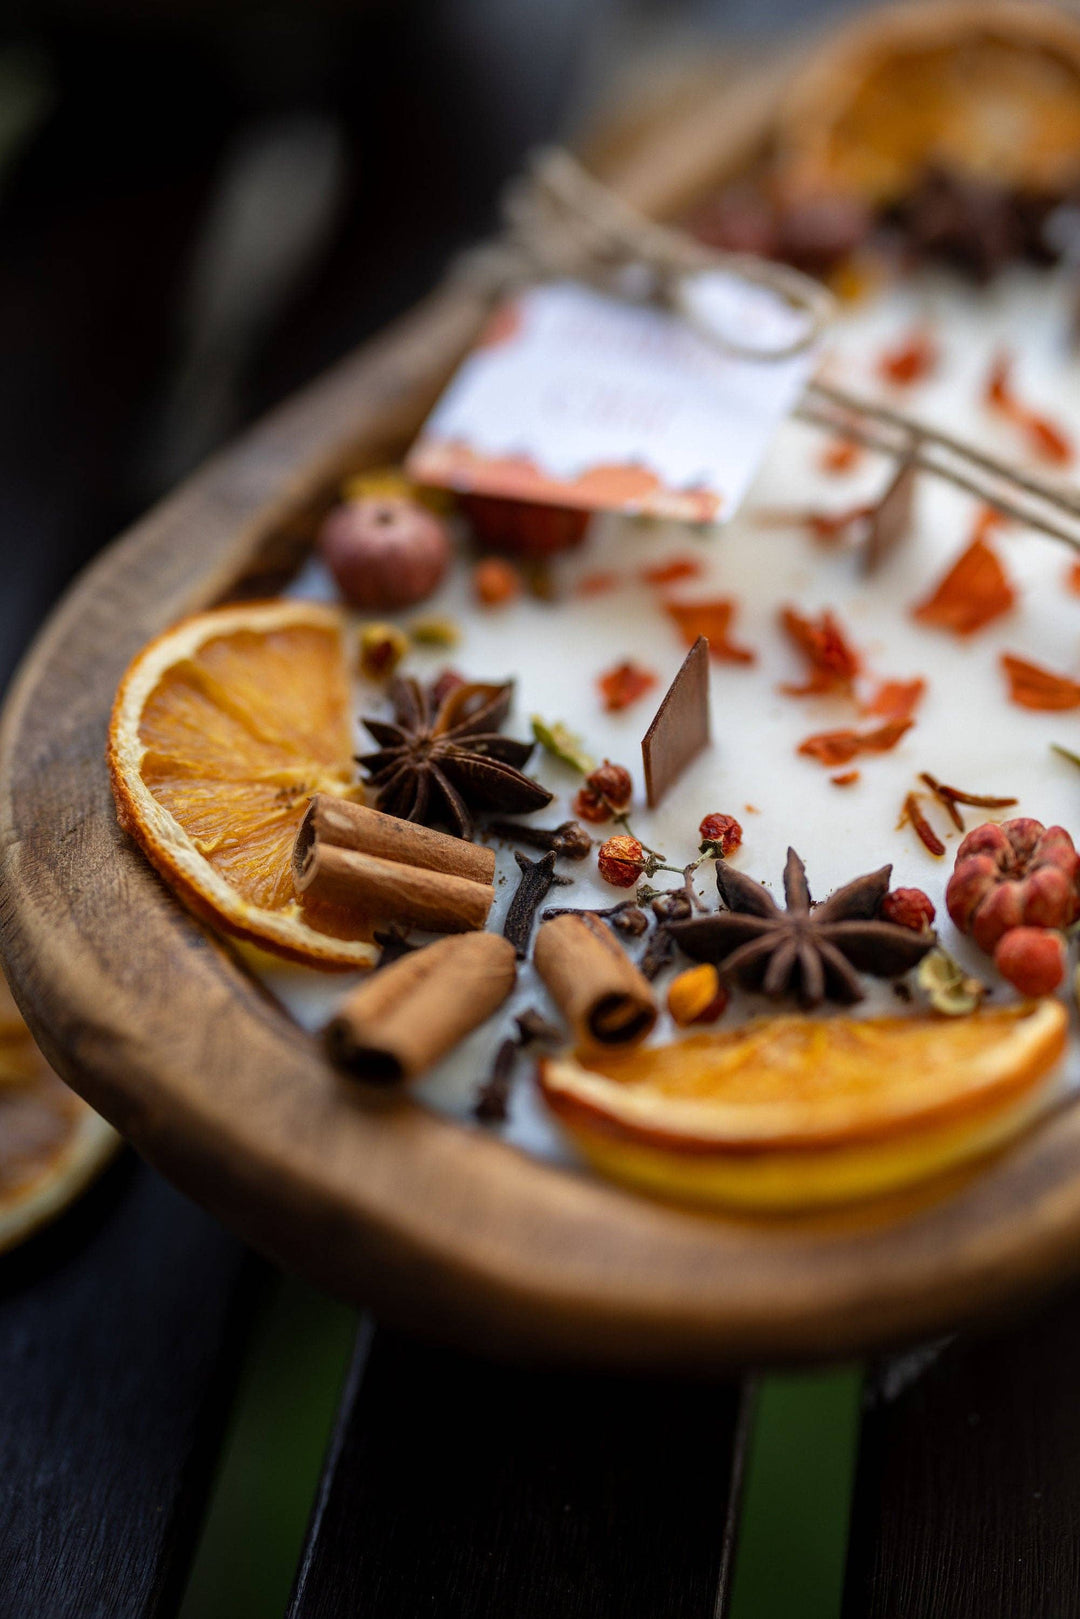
left=6, top=5, right=1080, bottom=1370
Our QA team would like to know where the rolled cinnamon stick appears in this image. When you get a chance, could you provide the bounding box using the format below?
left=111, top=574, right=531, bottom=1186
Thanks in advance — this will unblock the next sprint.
left=295, top=842, right=493, bottom=934
left=325, top=932, right=517, bottom=1082
left=533, top=912, right=657, bottom=1049
left=296, top=796, right=495, bottom=886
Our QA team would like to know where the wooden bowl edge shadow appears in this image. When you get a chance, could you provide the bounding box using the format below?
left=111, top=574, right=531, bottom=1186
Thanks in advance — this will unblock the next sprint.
left=5, top=31, right=1080, bottom=1367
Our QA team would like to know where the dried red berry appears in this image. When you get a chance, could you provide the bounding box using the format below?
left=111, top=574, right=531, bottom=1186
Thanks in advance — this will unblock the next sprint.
left=586, top=760, right=632, bottom=810
left=473, top=557, right=522, bottom=607
left=597, top=834, right=645, bottom=888
left=993, top=927, right=1066, bottom=997
left=698, top=813, right=743, bottom=858
left=881, top=887, right=936, bottom=932
left=946, top=818, right=1080, bottom=954
left=572, top=786, right=612, bottom=825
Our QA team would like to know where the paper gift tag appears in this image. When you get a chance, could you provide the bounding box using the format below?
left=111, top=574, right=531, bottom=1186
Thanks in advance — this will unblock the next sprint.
left=406, top=277, right=819, bottom=523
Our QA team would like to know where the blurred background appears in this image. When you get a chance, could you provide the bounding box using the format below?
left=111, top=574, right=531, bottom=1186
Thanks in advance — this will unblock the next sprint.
left=0, top=0, right=848, bottom=688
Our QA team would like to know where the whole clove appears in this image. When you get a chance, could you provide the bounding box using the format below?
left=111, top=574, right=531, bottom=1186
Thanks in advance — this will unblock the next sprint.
left=503, top=849, right=566, bottom=958
left=514, top=1008, right=565, bottom=1047
left=372, top=925, right=417, bottom=971
left=647, top=888, right=694, bottom=924
left=486, top=818, right=593, bottom=860
left=473, top=1037, right=519, bottom=1123
left=541, top=900, right=649, bottom=938
left=639, top=925, right=678, bottom=981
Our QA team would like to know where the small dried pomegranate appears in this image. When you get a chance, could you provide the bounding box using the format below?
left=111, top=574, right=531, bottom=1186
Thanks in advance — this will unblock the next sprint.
left=993, top=928, right=1066, bottom=997
left=881, top=887, right=936, bottom=932
left=461, top=493, right=590, bottom=558
left=597, top=834, right=644, bottom=888
left=946, top=818, right=1080, bottom=953
left=319, top=496, right=450, bottom=610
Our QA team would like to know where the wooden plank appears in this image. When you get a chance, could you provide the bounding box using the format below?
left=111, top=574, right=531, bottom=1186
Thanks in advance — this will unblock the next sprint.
left=843, top=1290, right=1080, bottom=1618
left=289, top=1326, right=748, bottom=1619
left=0, top=1159, right=259, bottom=1619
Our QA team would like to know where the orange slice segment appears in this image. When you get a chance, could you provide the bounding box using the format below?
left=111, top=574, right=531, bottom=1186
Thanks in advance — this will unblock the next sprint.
left=0, top=977, right=118, bottom=1252
left=108, top=600, right=376, bottom=968
left=777, top=4, right=1080, bottom=205
left=539, top=1001, right=1067, bottom=1209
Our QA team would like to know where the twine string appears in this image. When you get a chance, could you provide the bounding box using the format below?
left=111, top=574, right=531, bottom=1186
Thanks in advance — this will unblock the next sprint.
left=454, top=145, right=1080, bottom=552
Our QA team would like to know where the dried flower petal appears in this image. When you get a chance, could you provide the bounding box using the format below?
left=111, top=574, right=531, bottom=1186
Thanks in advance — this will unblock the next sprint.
left=819, top=438, right=862, bottom=475
left=798, top=717, right=913, bottom=767
left=530, top=716, right=595, bottom=774
left=640, top=556, right=704, bottom=586
left=598, top=661, right=658, bottom=712
left=912, top=537, right=1015, bottom=636
left=831, top=770, right=860, bottom=787
left=665, top=599, right=755, bottom=663
left=877, top=327, right=939, bottom=387
left=901, top=791, right=946, bottom=857
left=779, top=607, right=860, bottom=696
left=1002, top=654, right=1080, bottom=712
left=984, top=351, right=1073, bottom=466
left=576, top=571, right=620, bottom=597
left=917, top=948, right=986, bottom=1016
left=860, top=678, right=926, bottom=723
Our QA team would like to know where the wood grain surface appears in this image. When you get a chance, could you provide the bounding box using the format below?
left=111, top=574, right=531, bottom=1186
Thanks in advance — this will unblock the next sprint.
left=845, top=1288, right=1080, bottom=1618
left=0, top=1160, right=259, bottom=1618
left=288, top=1324, right=747, bottom=1619
left=8, top=19, right=1080, bottom=1369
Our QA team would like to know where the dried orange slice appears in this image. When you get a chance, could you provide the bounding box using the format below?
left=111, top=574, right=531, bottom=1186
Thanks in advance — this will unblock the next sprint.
left=0, top=977, right=118, bottom=1252
left=539, top=1001, right=1067, bottom=1209
left=109, top=600, right=376, bottom=968
left=776, top=2, right=1080, bottom=205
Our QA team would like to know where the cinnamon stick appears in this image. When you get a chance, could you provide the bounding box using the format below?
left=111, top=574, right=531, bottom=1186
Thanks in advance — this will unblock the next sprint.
left=533, top=912, right=657, bottom=1049
left=295, top=842, right=494, bottom=933
left=325, top=932, right=518, bottom=1082
left=296, top=796, right=495, bottom=886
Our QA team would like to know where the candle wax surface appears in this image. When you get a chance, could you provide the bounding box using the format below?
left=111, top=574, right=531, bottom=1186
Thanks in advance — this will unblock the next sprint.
left=262, top=263, right=1080, bottom=1172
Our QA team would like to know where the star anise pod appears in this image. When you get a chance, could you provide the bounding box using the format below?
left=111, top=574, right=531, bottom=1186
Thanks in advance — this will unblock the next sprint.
left=669, top=849, right=934, bottom=1007
left=359, top=676, right=553, bottom=838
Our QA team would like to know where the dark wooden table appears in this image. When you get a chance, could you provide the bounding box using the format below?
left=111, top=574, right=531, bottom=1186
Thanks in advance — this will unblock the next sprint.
left=6, top=5, right=1080, bottom=1613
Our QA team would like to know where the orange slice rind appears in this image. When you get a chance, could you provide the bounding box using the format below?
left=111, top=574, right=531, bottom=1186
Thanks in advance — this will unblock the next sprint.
left=108, top=600, right=376, bottom=969
left=539, top=1000, right=1067, bottom=1209
left=0, top=977, right=118, bottom=1253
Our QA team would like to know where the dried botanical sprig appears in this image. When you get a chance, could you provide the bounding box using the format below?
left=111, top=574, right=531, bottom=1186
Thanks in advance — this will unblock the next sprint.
left=474, top=1038, right=518, bottom=1123
left=530, top=716, right=595, bottom=773
left=916, top=948, right=986, bottom=1016
left=487, top=818, right=592, bottom=860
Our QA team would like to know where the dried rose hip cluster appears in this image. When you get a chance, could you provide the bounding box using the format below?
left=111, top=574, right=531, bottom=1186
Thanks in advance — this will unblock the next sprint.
left=573, top=761, right=633, bottom=825
left=946, top=818, right=1080, bottom=996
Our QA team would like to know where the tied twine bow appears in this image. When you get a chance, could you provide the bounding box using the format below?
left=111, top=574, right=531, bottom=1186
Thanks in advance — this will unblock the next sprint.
left=456, top=145, right=1080, bottom=554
